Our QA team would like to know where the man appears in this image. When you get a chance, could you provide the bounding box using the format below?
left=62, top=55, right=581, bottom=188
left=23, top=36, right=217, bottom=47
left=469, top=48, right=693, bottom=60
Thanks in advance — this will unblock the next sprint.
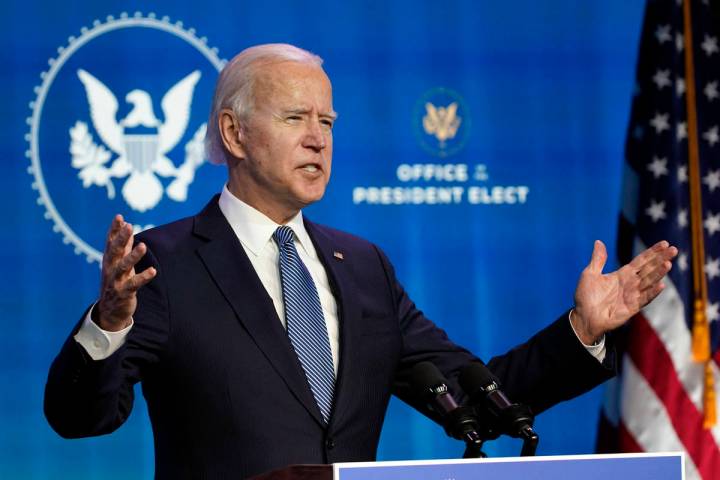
left=45, top=44, right=677, bottom=479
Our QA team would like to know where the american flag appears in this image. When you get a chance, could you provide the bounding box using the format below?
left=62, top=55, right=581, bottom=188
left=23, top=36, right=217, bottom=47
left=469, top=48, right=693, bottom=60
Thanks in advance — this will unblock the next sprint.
left=596, top=1, right=720, bottom=479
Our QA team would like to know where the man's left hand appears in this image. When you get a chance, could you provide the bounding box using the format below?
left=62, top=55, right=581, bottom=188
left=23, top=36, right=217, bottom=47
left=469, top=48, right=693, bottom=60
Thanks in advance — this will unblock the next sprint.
left=571, top=240, right=678, bottom=345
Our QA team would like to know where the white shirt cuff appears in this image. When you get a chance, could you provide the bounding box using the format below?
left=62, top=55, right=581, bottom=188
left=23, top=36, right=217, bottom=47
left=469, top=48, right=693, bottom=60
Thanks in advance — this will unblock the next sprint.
left=568, top=312, right=606, bottom=363
left=73, top=305, right=133, bottom=360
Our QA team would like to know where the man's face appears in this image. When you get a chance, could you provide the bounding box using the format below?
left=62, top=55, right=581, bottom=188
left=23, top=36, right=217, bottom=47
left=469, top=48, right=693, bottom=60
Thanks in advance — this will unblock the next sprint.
left=231, top=61, right=336, bottom=223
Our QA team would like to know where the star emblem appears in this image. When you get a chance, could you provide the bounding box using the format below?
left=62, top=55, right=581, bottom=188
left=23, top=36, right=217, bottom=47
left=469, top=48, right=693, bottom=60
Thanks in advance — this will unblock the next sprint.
left=701, top=35, right=719, bottom=56
left=678, top=209, right=688, bottom=229
left=705, top=212, right=720, bottom=235
left=676, top=122, right=687, bottom=141
left=678, top=164, right=688, bottom=183
left=646, top=200, right=666, bottom=222
left=707, top=302, right=719, bottom=323
left=702, top=125, right=719, bottom=146
left=652, top=69, right=671, bottom=89
left=703, top=169, right=720, bottom=192
left=675, top=33, right=684, bottom=52
left=655, top=25, right=672, bottom=44
left=676, top=78, right=685, bottom=97
left=706, top=257, right=720, bottom=280
left=647, top=157, right=668, bottom=178
left=705, top=81, right=719, bottom=101
left=678, top=251, right=689, bottom=272
left=650, top=113, right=670, bottom=134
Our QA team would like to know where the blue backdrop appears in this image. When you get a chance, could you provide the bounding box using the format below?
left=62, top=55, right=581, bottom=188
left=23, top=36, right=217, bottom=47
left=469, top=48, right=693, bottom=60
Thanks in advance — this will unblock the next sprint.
left=1, top=1, right=645, bottom=478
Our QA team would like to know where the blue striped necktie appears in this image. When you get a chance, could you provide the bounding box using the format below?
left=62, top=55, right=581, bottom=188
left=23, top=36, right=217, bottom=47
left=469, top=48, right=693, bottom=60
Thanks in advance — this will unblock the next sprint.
left=273, top=225, right=335, bottom=423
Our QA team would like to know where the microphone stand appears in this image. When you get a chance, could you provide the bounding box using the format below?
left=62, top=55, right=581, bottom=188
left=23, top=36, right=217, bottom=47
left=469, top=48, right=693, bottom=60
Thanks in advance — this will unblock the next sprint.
left=462, top=433, right=486, bottom=459
left=519, top=426, right=539, bottom=457
left=501, top=404, right=539, bottom=457
left=442, top=406, right=487, bottom=458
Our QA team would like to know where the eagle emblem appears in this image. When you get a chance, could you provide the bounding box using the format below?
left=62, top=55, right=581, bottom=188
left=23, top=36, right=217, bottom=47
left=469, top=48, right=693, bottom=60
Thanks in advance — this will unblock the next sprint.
left=422, top=102, right=461, bottom=147
left=70, top=69, right=207, bottom=212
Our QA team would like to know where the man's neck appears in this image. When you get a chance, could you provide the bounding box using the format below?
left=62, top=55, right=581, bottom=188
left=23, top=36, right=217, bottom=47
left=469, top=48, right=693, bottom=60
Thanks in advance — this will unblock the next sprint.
left=225, top=183, right=300, bottom=225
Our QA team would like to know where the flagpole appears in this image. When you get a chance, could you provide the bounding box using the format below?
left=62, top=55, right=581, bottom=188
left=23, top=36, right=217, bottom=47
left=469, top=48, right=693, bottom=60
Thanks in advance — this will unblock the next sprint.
left=682, top=0, right=716, bottom=428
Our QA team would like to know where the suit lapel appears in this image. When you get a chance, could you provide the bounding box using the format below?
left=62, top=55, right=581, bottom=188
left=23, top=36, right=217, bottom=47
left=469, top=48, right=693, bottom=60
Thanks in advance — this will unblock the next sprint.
left=193, top=198, right=325, bottom=427
left=304, top=219, right=363, bottom=429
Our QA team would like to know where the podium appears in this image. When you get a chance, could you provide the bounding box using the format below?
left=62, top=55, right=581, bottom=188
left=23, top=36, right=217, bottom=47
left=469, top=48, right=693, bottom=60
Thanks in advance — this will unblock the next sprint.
left=249, top=453, right=683, bottom=480
left=249, top=465, right=332, bottom=480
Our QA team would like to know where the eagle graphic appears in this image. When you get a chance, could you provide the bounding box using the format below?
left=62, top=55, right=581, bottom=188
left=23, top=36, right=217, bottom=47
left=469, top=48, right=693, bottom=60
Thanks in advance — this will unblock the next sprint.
left=423, top=102, right=461, bottom=147
left=70, top=69, right=207, bottom=212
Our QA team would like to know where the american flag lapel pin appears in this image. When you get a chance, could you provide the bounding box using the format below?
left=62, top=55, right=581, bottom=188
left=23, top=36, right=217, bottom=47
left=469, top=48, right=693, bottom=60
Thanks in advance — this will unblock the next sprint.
left=333, top=251, right=344, bottom=260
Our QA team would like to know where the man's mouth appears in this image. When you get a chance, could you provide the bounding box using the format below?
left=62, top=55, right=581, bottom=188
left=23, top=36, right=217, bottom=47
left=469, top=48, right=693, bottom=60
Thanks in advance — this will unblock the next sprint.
left=300, top=164, right=321, bottom=173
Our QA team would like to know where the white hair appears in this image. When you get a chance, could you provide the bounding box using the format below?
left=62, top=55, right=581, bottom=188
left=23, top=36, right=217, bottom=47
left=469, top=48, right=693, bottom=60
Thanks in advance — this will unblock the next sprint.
left=205, top=43, right=324, bottom=165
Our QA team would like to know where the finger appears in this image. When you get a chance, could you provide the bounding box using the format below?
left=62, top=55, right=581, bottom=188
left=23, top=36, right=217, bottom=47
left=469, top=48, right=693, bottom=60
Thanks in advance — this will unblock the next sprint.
left=122, top=224, right=135, bottom=257
left=126, top=266, right=157, bottom=293
left=587, top=240, right=607, bottom=274
left=628, top=244, right=677, bottom=284
left=102, top=216, right=124, bottom=261
left=105, top=214, right=124, bottom=240
left=114, top=242, right=148, bottom=279
left=637, top=260, right=672, bottom=290
left=636, top=251, right=674, bottom=277
left=627, top=240, right=671, bottom=271
left=639, top=281, right=666, bottom=307
left=107, top=222, right=133, bottom=263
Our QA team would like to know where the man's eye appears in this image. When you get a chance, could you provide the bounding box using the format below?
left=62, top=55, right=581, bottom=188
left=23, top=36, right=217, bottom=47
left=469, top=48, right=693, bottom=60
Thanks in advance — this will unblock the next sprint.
left=286, top=115, right=302, bottom=121
left=321, top=120, right=334, bottom=129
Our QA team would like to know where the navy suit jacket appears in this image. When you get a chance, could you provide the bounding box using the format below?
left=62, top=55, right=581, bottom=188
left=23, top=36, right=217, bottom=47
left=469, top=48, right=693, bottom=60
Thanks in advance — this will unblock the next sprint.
left=45, top=196, right=614, bottom=479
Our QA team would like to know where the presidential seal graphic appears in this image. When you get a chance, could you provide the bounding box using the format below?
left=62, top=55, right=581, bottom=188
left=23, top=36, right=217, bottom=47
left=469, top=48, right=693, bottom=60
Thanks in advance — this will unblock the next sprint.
left=27, top=12, right=226, bottom=263
left=413, top=87, right=471, bottom=158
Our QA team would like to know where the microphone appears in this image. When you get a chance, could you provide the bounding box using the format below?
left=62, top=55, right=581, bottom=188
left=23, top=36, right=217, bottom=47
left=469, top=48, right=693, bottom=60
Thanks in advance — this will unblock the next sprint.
left=410, top=361, right=485, bottom=457
left=410, top=361, right=460, bottom=415
left=459, top=362, right=539, bottom=456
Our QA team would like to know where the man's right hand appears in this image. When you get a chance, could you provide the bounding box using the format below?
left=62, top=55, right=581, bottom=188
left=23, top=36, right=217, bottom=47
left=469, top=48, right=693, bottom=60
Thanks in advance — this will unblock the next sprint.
left=94, top=215, right=157, bottom=332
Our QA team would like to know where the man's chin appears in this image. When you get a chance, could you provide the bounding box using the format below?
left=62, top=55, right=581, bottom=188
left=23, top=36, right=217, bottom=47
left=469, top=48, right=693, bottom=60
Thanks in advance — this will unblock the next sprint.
left=298, top=192, right=325, bottom=208
left=293, top=186, right=327, bottom=209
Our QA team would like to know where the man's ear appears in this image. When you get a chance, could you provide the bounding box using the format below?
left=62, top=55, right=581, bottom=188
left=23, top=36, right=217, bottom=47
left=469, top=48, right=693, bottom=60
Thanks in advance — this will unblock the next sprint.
left=218, top=109, right=246, bottom=160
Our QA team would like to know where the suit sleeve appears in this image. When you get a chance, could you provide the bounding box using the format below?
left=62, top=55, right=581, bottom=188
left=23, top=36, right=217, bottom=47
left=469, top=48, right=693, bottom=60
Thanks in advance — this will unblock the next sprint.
left=44, top=244, right=170, bottom=438
left=374, top=245, right=616, bottom=417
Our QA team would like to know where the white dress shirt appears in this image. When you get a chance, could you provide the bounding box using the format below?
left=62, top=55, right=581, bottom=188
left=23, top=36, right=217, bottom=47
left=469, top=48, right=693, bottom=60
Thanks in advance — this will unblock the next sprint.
left=74, top=186, right=604, bottom=364
left=217, top=185, right=340, bottom=373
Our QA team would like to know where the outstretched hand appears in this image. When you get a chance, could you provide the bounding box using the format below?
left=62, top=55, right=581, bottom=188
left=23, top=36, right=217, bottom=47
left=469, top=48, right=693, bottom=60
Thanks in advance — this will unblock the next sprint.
left=571, top=240, right=678, bottom=345
left=94, top=215, right=157, bottom=332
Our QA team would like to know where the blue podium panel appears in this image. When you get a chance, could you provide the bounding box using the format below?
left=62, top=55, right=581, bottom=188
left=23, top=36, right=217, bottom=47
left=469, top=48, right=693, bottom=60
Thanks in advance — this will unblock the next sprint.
left=334, top=453, right=684, bottom=480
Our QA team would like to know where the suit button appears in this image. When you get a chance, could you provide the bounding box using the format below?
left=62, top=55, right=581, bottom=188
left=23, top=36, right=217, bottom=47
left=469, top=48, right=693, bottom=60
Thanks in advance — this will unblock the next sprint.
left=326, top=438, right=335, bottom=450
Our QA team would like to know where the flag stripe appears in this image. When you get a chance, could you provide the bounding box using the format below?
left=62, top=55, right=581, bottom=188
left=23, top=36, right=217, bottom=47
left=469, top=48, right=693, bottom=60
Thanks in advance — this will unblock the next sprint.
left=620, top=357, right=702, bottom=480
left=627, top=313, right=720, bottom=478
left=617, top=420, right=643, bottom=453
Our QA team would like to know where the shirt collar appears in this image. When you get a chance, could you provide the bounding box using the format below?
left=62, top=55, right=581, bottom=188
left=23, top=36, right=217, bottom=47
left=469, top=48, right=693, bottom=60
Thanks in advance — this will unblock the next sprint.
left=218, top=185, right=315, bottom=258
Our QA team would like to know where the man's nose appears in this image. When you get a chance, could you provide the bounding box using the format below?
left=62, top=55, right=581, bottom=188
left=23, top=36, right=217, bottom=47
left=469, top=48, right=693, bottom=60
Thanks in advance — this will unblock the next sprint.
left=302, top=118, right=327, bottom=151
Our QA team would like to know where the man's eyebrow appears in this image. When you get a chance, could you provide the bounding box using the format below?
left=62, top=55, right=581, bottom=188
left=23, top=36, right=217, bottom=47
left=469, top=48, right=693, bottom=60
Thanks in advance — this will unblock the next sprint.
left=282, top=107, right=338, bottom=120
left=283, top=107, right=311, bottom=115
